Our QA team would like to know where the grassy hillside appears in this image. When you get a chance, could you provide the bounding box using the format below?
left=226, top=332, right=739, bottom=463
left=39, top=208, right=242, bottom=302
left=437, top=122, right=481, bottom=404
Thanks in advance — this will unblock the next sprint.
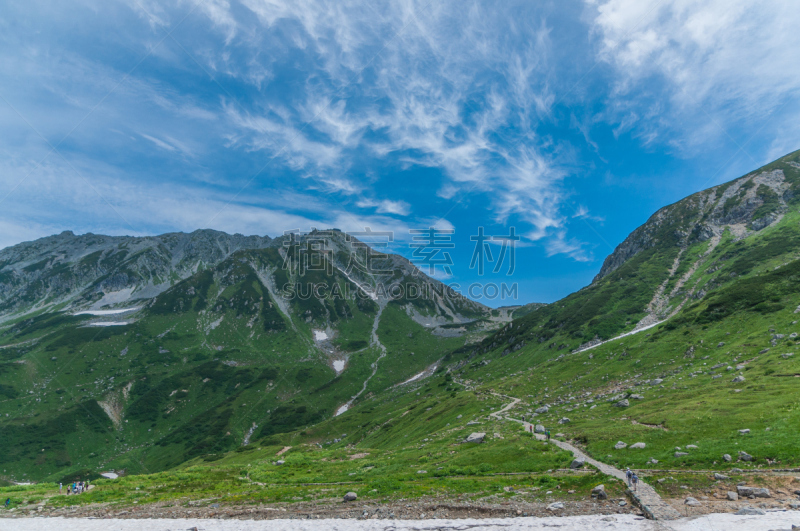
left=1, top=151, right=799, bottom=512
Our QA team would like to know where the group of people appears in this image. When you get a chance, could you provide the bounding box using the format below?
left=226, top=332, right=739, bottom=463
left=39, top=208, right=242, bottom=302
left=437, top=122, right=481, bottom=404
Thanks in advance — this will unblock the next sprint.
left=59, top=480, right=89, bottom=495
left=626, top=468, right=639, bottom=491
left=525, top=421, right=550, bottom=440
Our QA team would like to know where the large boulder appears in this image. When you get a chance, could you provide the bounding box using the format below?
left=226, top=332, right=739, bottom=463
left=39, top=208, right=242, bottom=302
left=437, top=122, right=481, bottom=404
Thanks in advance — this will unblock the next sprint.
left=343, top=492, right=357, bottom=502
left=630, top=442, right=646, bottom=449
left=591, top=484, right=608, bottom=500
left=723, top=454, right=732, bottom=462
left=735, top=485, right=771, bottom=497
left=614, top=441, right=627, bottom=450
left=738, top=450, right=754, bottom=461
left=614, top=399, right=630, bottom=408
left=534, top=424, right=545, bottom=434
left=726, top=491, right=738, bottom=501
left=465, top=432, right=486, bottom=443
left=535, top=406, right=549, bottom=414
left=558, top=417, right=570, bottom=424
left=570, top=457, right=586, bottom=469
left=732, top=376, right=745, bottom=383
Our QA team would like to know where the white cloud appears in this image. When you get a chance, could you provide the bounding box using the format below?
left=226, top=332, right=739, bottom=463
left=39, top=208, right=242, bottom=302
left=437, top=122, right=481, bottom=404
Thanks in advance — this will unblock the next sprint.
left=356, top=199, right=411, bottom=216
left=588, top=0, right=800, bottom=154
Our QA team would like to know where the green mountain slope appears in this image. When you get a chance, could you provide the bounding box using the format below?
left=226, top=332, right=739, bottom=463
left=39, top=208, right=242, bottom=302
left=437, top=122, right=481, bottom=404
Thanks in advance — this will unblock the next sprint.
left=2, top=150, right=800, bottom=500
left=233, top=148, right=800, bottom=477
left=0, top=230, right=499, bottom=482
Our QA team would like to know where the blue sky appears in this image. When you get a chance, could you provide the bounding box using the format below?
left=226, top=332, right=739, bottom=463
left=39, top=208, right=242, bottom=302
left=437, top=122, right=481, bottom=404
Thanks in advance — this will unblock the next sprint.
left=1, top=0, right=799, bottom=306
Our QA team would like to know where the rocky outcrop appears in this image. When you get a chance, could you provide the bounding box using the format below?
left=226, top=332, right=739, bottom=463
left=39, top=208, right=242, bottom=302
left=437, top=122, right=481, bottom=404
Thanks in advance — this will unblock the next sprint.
left=593, top=168, right=791, bottom=282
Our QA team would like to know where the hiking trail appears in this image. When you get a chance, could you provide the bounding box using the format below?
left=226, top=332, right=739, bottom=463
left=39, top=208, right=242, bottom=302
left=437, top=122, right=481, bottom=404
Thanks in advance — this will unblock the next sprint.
left=493, top=394, right=681, bottom=521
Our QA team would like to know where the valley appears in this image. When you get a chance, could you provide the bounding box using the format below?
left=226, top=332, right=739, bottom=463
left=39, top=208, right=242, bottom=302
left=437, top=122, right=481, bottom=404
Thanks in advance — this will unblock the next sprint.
left=2, top=150, right=800, bottom=525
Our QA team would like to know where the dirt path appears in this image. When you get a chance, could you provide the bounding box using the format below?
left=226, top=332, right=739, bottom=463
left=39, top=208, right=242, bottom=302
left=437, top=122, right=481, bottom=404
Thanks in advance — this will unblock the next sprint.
left=490, top=394, right=681, bottom=521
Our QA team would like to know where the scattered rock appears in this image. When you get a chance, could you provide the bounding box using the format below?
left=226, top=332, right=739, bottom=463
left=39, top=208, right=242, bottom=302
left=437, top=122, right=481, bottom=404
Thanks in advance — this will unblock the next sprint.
left=650, top=379, right=663, bottom=385
left=752, top=488, right=771, bottom=498
left=558, top=418, right=570, bottom=424
left=630, top=442, right=646, bottom=449
left=738, top=450, right=754, bottom=461
left=684, top=497, right=701, bottom=507
left=535, top=406, right=549, bottom=414
left=734, top=507, right=765, bottom=515
left=629, top=394, right=644, bottom=400
left=714, top=473, right=729, bottom=480
left=547, top=502, right=564, bottom=511
left=618, top=501, right=627, bottom=507
left=732, top=376, right=745, bottom=383
left=275, top=460, right=285, bottom=465
left=731, top=468, right=744, bottom=474
left=687, top=444, right=698, bottom=449
left=614, top=399, right=630, bottom=408
left=726, top=491, right=738, bottom=501
left=723, top=454, right=732, bottom=462
left=739, top=429, right=750, bottom=435
left=675, top=452, right=689, bottom=457
left=343, top=492, right=357, bottom=502
left=534, top=424, right=545, bottom=433
left=465, top=432, right=485, bottom=443
left=614, top=441, right=628, bottom=450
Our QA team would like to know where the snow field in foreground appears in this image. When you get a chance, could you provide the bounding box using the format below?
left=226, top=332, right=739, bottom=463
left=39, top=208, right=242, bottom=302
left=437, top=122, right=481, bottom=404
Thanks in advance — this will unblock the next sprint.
left=3, top=512, right=800, bottom=531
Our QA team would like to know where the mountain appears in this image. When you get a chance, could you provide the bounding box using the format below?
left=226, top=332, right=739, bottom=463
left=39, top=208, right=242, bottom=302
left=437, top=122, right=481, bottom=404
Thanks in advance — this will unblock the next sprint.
left=2, top=150, right=800, bottom=494
left=0, top=229, right=274, bottom=320
left=0, top=229, right=500, bottom=481
left=266, top=148, right=800, bottom=476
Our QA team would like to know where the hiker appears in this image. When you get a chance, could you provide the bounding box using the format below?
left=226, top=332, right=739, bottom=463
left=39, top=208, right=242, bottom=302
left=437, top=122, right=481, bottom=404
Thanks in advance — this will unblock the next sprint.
left=522, top=415, right=525, bottom=423
left=4, top=498, right=9, bottom=508
left=66, top=486, right=71, bottom=495
left=546, top=429, right=550, bottom=441
left=631, top=473, right=639, bottom=492
left=59, top=483, right=62, bottom=494
left=625, top=468, right=633, bottom=487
